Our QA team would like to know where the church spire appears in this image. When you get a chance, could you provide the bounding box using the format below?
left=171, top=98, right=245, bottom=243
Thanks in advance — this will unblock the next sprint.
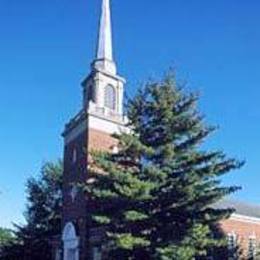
left=97, top=0, right=113, bottom=61
left=93, top=0, right=116, bottom=74
left=83, top=0, right=125, bottom=117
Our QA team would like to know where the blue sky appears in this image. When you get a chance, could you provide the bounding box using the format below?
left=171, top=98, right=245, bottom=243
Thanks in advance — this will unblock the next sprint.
left=0, top=0, right=260, bottom=228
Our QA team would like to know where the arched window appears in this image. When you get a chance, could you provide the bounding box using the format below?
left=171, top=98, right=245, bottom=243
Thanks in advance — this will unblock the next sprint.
left=104, top=85, right=116, bottom=110
left=72, top=148, right=77, bottom=164
left=70, top=184, right=78, bottom=203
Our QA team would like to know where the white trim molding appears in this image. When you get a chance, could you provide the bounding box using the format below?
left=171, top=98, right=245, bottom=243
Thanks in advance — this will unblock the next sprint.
left=230, top=214, right=260, bottom=225
left=88, top=113, right=128, bottom=135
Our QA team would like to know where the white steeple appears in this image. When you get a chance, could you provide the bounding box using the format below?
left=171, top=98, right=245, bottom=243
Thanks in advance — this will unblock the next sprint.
left=82, top=0, right=125, bottom=121
left=97, top=0, right=113, bottom=61
left=93, top=0, right=116, bottom=75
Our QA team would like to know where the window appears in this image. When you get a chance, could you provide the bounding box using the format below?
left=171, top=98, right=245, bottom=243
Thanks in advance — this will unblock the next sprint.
left=72, top=148, right=77, bottom=163
left=248, top=235, right=256, bottom=259
left=70, top=185, right=78, bottom=202
left=112, top=145, right=119, bottom=154
left=227, top=232, right=237, bottom=259
left=88, top=84, right=95, bottom=103
left=104, top=84, right=116, bottom=110
left=228, top=232, right=237, bottom=250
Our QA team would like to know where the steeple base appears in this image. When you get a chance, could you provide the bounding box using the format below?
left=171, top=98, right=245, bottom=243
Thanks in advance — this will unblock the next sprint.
left=92, top=58, right=117, bottom=75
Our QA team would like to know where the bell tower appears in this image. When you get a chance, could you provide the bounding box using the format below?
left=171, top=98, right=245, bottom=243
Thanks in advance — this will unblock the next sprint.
left=61, top=0, right=127, bottom=259
left=82, top=0, right=125, bottom=120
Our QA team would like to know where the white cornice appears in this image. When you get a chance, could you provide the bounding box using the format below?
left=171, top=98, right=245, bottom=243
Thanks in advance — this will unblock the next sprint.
left=63, top=119, right=87, bottom=145
left=88, top=113, right=128, bottom=135
left=230, top=213, right=260, bottom=225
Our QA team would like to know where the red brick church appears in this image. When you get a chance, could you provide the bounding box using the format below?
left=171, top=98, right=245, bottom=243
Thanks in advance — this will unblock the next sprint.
left=55, top=0, right=260, bottom=259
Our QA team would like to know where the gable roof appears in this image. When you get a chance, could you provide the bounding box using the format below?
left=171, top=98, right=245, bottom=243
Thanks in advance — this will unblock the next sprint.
left=216, top=199, right=260, bottom=219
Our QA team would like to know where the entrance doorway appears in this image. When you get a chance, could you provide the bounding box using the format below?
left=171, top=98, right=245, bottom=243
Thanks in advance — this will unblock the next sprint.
left=62, top=222, right=79, bottom=260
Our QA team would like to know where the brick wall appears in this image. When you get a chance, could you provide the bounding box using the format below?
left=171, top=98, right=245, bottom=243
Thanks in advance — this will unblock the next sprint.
left=62, top=124, right=117, bottom=260
left=62, top=130, right=89, bottom=260
left=88, top=128, right=117, bottom=152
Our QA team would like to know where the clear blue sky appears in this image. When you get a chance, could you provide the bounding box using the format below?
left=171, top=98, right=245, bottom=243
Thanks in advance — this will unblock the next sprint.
left=0, top=0, right=260, bottom=228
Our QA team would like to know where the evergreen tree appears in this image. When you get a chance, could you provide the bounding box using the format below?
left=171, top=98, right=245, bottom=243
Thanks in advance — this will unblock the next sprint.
left=86, top=74, right=243, bottom=260
left=0, top=161, right=62, bottom=260
left=0, top=228, right=14, bottom=248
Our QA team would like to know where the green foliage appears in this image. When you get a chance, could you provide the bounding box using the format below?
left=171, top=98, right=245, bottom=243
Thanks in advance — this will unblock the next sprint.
left=25, top=160, right=63, bottom=235
left=0, top=228, right=14, bottom=247
left=87, top=73, right=243, bottom=259
left=110, top=233, right=150, bottom=250
left=0, top=161, right=63, bottom=260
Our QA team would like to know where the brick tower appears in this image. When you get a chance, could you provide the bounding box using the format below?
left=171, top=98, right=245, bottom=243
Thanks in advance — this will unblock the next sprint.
left=61, top=0, right=126, bottom=259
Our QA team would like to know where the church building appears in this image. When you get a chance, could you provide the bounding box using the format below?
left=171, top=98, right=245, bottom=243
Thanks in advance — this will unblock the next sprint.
left=57, top=0, right=260, bottom=259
